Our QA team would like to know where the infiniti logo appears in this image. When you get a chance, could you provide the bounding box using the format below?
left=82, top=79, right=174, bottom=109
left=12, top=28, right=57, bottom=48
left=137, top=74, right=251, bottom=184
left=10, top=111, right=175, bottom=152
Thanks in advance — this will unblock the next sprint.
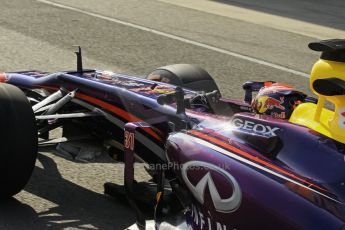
left=182, top=161, right=242, bottom=213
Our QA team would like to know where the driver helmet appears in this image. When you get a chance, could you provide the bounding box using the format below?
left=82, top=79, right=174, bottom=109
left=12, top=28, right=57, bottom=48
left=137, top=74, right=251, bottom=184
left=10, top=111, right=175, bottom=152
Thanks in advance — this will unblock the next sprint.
left=251, top=83, right=306, bottom=119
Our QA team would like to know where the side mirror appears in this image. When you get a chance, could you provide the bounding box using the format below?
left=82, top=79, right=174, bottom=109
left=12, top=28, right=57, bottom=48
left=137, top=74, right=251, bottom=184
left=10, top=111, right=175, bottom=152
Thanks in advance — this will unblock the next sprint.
left=157, top=86, right=186, bottom=114
left=313, top=77, right=345, bottom=96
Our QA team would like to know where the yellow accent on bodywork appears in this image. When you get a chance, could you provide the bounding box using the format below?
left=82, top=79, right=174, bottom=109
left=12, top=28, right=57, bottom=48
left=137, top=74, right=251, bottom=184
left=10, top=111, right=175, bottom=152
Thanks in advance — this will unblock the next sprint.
left=310, top=60, right=345, bottom=96
left=289, top=103, right=339, bottom=139
left=302, top=59, right=345, bottom=143
left=290, top=103, right=345, bottom=143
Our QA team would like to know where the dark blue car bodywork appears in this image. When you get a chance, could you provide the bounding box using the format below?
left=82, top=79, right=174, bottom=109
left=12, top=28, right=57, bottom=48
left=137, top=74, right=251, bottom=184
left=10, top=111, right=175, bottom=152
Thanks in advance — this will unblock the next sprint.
left=2, top=67, right=345, bottom=229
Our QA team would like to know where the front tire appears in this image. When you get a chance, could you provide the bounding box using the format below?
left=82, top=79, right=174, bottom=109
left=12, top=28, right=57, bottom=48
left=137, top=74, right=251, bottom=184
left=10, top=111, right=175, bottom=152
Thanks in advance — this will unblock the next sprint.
left=0, top=83, right=37, bottom=199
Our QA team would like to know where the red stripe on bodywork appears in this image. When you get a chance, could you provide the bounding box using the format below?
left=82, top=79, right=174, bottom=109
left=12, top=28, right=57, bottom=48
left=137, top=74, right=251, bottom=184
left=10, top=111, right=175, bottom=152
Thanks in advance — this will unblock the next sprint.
left=189, top=129, right=327, bottom=192
left=77, top=93, right=162, bottom=141
left=38, top=85, right=162, bottom=141
left=0, top=73, right=7, bottom=82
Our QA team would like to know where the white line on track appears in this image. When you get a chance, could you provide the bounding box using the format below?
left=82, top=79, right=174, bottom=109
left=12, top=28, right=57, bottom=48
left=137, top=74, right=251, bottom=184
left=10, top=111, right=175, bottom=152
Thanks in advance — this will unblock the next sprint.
left=37, top=0, right=310, bottom=78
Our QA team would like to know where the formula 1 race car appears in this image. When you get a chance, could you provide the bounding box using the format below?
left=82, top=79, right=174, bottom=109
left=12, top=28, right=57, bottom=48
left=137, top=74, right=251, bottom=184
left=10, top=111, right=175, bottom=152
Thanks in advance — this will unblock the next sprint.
left=1, top=39, right=345, bottom=229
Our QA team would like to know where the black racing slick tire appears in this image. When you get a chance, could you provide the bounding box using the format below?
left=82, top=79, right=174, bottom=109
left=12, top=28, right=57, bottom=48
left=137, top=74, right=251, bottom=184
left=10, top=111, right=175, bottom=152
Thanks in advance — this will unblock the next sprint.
left=147, top=64, right=220, bottom=93
left=0, top=83, right=37, bottom=199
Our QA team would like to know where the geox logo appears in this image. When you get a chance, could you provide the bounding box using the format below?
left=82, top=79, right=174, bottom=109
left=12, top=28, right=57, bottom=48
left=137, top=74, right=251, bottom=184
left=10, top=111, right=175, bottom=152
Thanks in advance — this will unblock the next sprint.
left=181, top=161, right=242, bottom=213
left=232, top=118, right=280, bottom=136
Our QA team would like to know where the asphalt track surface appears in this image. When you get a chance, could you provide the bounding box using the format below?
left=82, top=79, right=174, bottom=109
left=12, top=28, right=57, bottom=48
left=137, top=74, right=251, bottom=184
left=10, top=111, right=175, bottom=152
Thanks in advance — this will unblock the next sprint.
left=0, top=0, right=344, bottom=229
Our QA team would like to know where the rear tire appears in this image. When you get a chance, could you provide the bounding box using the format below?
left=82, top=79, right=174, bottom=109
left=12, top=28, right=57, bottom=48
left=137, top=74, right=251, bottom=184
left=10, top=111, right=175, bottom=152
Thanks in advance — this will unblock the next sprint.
left=147, top=64, right=220, bottom=93
left=0, top=83, right=37, bottom=199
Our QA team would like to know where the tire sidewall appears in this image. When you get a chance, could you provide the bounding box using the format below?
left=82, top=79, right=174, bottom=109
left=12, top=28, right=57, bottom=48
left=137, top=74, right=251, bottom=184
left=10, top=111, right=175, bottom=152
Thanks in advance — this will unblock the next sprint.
left=0, top=84, right=37, bottom=199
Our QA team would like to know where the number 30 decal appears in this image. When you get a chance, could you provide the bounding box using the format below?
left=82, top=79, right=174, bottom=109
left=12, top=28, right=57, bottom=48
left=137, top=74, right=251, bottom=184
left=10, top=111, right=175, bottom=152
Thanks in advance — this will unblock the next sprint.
left=124, top=131, right=135, bottom=151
